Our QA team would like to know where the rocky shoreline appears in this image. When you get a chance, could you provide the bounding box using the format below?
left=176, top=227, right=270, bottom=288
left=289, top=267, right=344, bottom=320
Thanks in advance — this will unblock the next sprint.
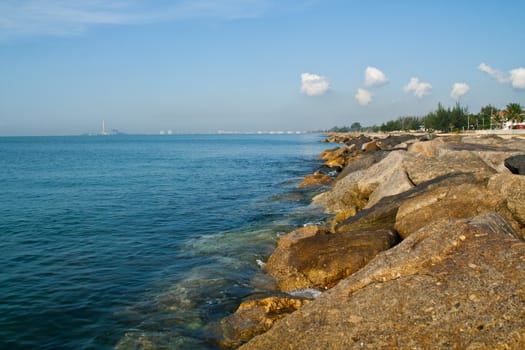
left=219, top=132, right=525, bottom=349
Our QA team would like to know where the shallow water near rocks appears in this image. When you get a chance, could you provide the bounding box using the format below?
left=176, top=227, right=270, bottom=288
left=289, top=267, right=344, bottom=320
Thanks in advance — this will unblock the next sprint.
left=0, top=134, right=327, bottom=349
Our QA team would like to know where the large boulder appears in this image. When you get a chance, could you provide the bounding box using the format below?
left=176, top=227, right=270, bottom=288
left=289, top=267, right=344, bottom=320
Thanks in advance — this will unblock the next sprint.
left=404, top=149, right=497, bottom=185
left=264, top=227, right=399, bottom=292
left=334, top=172, right=482, bottom=233
left=297, top=170, right=332, bottom=188
left=336, top=150, right=389, bottom=181
left=219, top=295, right=311, bottom=348
left=313, top=150, right=409, bottom=213
left=241, top=214, right=525, bottom=350
left=394, top=182, right=518, bottom=239
left=488, top=173, right=525, bottom=238
left=504, top=154, right=525, bottom=175
left=375, top=134, right=418, bottom=150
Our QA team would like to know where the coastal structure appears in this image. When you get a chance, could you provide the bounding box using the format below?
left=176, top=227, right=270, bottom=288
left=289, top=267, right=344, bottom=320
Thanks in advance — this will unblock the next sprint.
left=220, top=132, right=525, bottom=349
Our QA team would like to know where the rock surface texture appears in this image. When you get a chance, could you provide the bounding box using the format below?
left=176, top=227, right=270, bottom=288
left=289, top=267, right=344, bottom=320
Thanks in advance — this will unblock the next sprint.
left=264, top=226, right=399, bottom=292
left=220, top=133, right=525, bottom=349
left=241, top=215, right=525, bottom=350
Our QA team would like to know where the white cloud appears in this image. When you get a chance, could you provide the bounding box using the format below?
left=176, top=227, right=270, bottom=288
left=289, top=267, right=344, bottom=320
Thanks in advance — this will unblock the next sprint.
left=300, top=72, right=330, bottom=96
left=0, top=0, right=271, bottom=40
left=450, top=82, right=470, bottom=100
left=403, top=77, right=432, bottom=98
left=510, top=68, right=525, bottom=89
left=478, top=63, right=508, bottom=83
left=355, top=88, right=373, bottom=106
left=364, top=66, right=388, bottom=87
left=478, top=63, right=525, bottom=90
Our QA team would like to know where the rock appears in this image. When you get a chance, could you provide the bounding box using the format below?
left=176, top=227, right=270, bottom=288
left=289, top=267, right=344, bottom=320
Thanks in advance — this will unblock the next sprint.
left=319, top=145, right=351, bottom=169
left=273, top=225, right=327, bottom=250
left=504, top=154, right=525, bottom=175
left=408, top=137, right=445, bottom=157
left=241, top=215, right=525, bottom=350
left=487, top=173, right=525, bottom=237
left=297, top=170, right=332, bottom=188
left=318, top=145, right=349, bottom=161
left=394, top=182, right=518, bottom=239
left=334, top=172, right=481, bottom=233
left=219, top=295, right=311, bottom=348
left=404, top=149, right=497, bottom=185
left=335, top=150, right=390, bottom=181
left=313, top=150, right=409, bottom=213
left=365, top=168, right=414, bottom=208
left=375, top=134, right=418, bottom=150
left=469, top=212, right=522, bottom=241
left=361, top=140, right=379, bottom=152
left=264, top=228, right=399, bottom=292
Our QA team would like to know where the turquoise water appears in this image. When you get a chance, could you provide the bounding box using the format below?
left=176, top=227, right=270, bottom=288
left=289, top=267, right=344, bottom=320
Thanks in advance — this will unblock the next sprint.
left=0, top=134, right=327, bottom=349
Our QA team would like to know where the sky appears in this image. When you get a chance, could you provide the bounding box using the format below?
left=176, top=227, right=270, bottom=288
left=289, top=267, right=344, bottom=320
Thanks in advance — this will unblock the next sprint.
left=0, top=0, right=524, bottom=136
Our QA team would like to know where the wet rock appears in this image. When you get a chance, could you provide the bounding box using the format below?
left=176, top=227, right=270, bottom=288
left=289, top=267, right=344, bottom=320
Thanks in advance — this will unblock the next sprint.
left=264, top=227, right=399, bottom=292
left=219, top=295, right=310, bottom=348
left=504, top=154, right=525, bottom=175
left=241, top=215, right=525, bottom=350
left=394, top=182, right=517, bottom=239
left=297, top=170, right=332, bottom=188
left=318, top=145, right=351, bottom=169
left=318, top=145, right=350, bottom=161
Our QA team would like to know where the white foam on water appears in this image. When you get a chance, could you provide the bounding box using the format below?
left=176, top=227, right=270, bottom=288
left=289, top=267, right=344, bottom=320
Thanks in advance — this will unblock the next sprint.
left=255, top=259, right=266, bottom=269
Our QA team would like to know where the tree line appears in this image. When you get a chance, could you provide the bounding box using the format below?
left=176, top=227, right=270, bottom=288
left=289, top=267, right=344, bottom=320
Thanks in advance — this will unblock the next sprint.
left=329, top=102, right=524, bottom=133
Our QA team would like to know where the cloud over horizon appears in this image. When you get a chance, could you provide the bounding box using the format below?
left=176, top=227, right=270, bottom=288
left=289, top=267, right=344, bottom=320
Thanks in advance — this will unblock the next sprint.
left=478, top=63, right=525, bottom=90
left=364, top=66, right=388, bottom=87
left=403, top=77, right=432, bottom=98
left=355, top=88, right=373, bottom=106
left=450, top=82, right=470, bottom=100
left=300, top=72, right=330, bottom=96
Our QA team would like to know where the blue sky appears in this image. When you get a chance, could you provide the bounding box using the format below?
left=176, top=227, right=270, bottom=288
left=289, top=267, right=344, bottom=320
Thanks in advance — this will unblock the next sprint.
left=1, top=0, right=524, bottom=135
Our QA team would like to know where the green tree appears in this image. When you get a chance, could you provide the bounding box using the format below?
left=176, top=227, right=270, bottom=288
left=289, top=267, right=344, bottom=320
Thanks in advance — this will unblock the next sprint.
left=504, top=103, right=523, bottom=122
left=479, top=105, right=499, bottom=129
left=350, top=122, right=362, bottom=132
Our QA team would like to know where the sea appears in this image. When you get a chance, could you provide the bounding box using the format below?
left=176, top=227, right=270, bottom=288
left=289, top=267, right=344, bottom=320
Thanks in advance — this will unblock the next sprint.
left=0, top=134, right=329, bottom=349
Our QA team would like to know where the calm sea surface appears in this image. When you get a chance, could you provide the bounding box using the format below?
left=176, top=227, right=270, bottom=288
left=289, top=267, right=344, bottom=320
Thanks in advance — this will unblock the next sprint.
left=0, top=134, right=328, bottom=349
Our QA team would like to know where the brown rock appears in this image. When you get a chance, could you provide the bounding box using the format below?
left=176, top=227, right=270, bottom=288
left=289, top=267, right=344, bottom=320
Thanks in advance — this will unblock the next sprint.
left=488, top=173, right=525, bottom=238
left=334, top=173, right=482, bottom=234
left=376, top=134, right=418, bottom=150
left=241, top=214, right=525, bottom=350
left=297, top=170, right=332, bottom=188
left=318, top=145, right=350, bottom=161
left=404, top=149, right=497, bottom=185
left=220, top=295, right=311, bottom=348
left=336, top=150, right=389, bottom=181
left=264, top=228, right=399, bottom=292
left=361, top=140, right=379, bottom=152
left=323, top=156, right=346, bottom=169
left=365, top=168, right=414, bottom=208
left=313, top=150, right=409, bottom=213
left=394, top=182, right=517, bottom=239
left=407, top=137, right=445, bottom=157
